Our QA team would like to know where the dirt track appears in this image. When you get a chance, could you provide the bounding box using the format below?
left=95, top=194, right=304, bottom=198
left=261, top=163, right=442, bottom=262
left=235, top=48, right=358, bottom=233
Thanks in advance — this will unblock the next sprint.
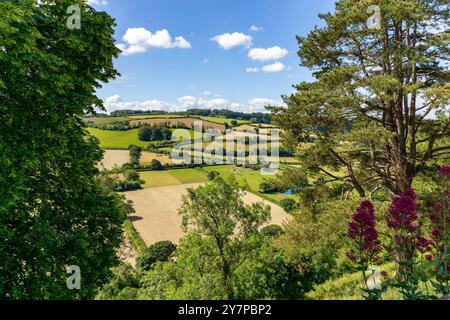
left=125, top=183, right=292, bottom=245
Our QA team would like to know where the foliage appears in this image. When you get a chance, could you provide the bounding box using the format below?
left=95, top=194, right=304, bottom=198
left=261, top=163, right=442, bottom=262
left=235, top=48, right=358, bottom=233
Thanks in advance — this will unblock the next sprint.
left=207, top=170, right=220, bottom=181
left=0, top=0, right=126, bottom=299
left=129, top=145, right=142, bottom=165
left=149, top=159, right=164, bottom=171
left=136, top=241, right=177, bottom=272
left=344, top=167, right=450, bottom=300
left=114, top=170, right=143, bottom=192
left=259, top=181, right=278, bottom=194
left=178, top=178, right=271, bottom=299
left=280, top=198, right=298, bottom=213
left=271, top=0, right=450, bottom=195
left=260, top=225, right=284, bottom=238
left=138, top=125, right=172, bottom=142
left=123, top=220, right=147, bottom=256
left=95, top=263, right=140, bottom=300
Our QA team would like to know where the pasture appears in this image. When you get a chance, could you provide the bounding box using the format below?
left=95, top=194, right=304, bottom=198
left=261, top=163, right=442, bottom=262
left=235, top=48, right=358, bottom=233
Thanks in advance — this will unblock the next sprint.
left=87, top=128, right=149, bottom=149
left=129, top=118, right=225, bottom=131
left=139, top=168, right=208, bottom=188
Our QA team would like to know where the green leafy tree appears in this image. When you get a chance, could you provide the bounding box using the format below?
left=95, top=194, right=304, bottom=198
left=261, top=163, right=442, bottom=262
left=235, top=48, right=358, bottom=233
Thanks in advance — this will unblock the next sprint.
left=280, top=198, right=298, bottom=213
left=0, top=0, right=125, bottom=298
left=136, top=241, right=177, bottom=272
left=178, top=178, right=271, bottom=299
left=271, top=0, right=449, bottom=196
left=138, top=126, right=152, bottom=142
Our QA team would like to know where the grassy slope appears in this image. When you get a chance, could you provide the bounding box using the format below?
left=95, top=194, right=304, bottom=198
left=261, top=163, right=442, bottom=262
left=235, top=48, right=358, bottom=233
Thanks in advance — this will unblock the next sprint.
left=139, top=169, right=208, bottom=188
left=87, top=128, right=149, bottom=149
left=198, top=116, right=249, bottom=126
left=128, top=114, right=185, bottom=119
left=201, top=165, right=296, bottom=204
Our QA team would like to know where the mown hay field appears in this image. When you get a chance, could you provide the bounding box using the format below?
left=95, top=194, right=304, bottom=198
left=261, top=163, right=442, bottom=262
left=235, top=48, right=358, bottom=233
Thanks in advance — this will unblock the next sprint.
left=125, top=183, right=292, bottom=245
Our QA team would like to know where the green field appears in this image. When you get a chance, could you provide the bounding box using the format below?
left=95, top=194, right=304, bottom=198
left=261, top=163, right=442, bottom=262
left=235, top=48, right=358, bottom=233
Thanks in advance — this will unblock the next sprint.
left=198, top=116, right=249, bottom=126
left=139, top=168, right=208, bottom=188
left=201, top=165, right=296, bottom=204
left=87, top=128, right=149, bottom=149
left=127, top=114, right=185, bottom=119
left=84, top=117, right=129, bottom=125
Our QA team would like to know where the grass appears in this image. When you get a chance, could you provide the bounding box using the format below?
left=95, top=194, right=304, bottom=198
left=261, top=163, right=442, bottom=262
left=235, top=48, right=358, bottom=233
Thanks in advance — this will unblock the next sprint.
left=128, top=114, right=185, bottom=119
left=201, top=165, right=296, bottom=204
left=87, top=128, right=149, bottom=149
left=139, top=168, right=208, bottom=188
left=139, top=171, right=181, bottom=188
left=84, top=117, right=129, bottom=125
left=123, top=220, right=147, bottom=255
left=168, top=168, right=208, bottom=184
left=198, top=116, right=249, bottom=126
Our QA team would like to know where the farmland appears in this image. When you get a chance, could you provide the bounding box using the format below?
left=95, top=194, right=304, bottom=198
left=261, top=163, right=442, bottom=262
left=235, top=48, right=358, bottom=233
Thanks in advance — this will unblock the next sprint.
left=99, top=150, right=130, bottom=170
left=125, top=183, right=291, bottom=245
left=139, top=168, right=208, bottom=188
left=87, top=128, right=150, bottom=149
left=129, top=117, right=225, bottom=131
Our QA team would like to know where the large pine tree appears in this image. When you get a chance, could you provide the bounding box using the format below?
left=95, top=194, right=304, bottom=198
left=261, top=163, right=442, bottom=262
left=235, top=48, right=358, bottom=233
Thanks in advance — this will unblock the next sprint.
left=272, top=0, right=449, bottom=196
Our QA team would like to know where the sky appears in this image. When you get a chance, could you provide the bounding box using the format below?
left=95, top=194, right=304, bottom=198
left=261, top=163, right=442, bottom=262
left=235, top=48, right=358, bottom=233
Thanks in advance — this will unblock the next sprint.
left=87, top=0, right=336, bottom=113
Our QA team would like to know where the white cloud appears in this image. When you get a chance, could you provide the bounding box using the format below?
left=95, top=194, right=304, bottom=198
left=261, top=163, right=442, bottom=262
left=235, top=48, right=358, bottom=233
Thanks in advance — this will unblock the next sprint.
left=211, top=32, right=252, bottom=50
left=248, top=98, right=283, bottom=108
left=87, top=0, right=108, bottom=5
left=199, top=90, right=212, bottom=96
left=117, top=27, right=191, bottom=56
left=104, top=99, right=178, bottom=113
left=246, top=67, right=259, bottom=73
left=105, top=94, right=122, bottom=104
left=262, top=62, right=285, bottom=73
left=250, top=25, right=263, bottom=32
left=177, top=96, right=230, bottom=109
left=103, top=95, right=285, bottom=113
left=248, top=46, right=288, bottom=62
left=203, top=59, right=210, bottom=64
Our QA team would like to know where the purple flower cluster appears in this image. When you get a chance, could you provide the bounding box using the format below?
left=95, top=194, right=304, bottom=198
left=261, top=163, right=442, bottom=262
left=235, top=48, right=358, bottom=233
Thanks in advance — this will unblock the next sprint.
left=429, top=201, right=449, bottom=253
left=347, top=200, right=381, bottom=264
left=387, top=189, right=418, bottom=233
left=437, top=166, right=450, bottom=180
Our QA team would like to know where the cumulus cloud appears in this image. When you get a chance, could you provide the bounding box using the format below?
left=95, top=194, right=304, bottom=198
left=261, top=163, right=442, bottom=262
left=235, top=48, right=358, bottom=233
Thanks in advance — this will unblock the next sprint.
left=117, top=27, right=191, bottom=56
left=246, top=67, right=259, bottom=73
left=105, top=94, right=122, bottom=104
left=262, top=62, right=285, bottom=73
left=177, top=96, right=231, bottom=109
left=250, top=25, right=263, bottom=32
left=104, top=98, right=178, bottom=113
left=211, top=32, right=252, bottom=50
left=248, top=98, right=283, bottom=108
left=248, top=46, right=288, bottom=62
left=103, top=95, right=284, bottom=113
left=87, top=0, right=108, bottom=5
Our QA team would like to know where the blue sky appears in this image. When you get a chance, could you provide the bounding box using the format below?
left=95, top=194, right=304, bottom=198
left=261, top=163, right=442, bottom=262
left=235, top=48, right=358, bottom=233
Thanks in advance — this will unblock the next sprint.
left=88, top=0, right=336, bottom=113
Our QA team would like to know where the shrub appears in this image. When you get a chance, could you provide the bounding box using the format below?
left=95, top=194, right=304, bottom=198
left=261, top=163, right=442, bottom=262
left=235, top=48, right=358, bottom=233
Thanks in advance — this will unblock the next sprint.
left=260, top=225, right=284, bottom=238
left=136, top=241, right=177, bottom=271
left=149, top=159, right=164, bottom=171
left=207, top=171, right=220, bottom=181
left=259, top=181, right=277, bottom=194
left=138, top=126, right=152, bottom=141
left=280, top=198, right=298, bottom=213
